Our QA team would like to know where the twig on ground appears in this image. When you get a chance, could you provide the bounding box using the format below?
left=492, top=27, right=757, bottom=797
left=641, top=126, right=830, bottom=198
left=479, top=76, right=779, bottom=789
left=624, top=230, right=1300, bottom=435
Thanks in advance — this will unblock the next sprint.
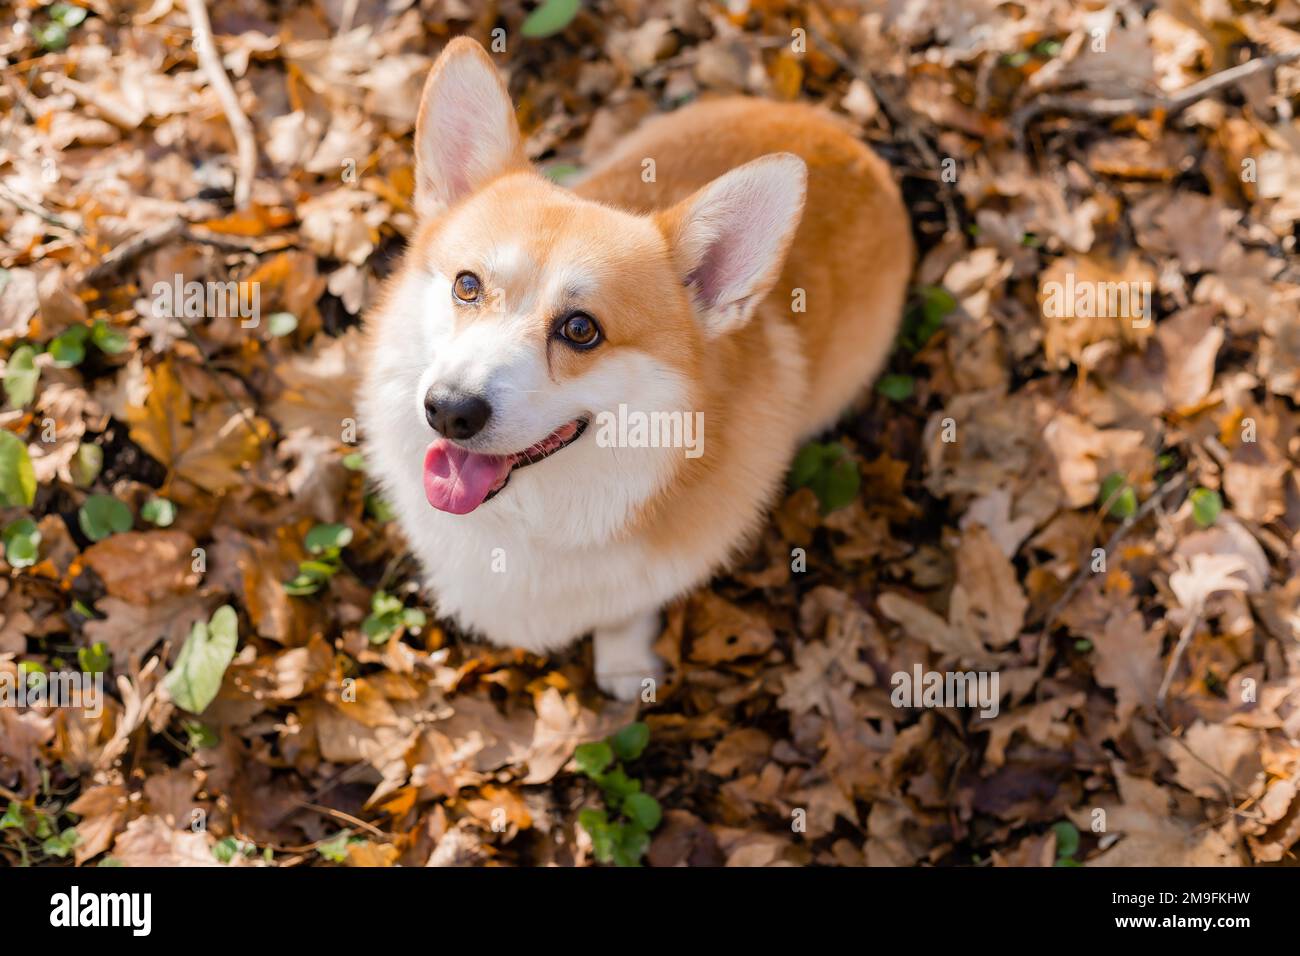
left=1041, top=472, right=1188, bottom=630
left=1012, top=48, right=1300, bottom=144
left=0, top=183, right=82, bottom=235
left=80, top=217, right=277, bottom=286
left=1156, top=609, right=1202, bottom=709
left=184, top=0, right=257, bottom=209
left=81, top=218, right=187, bottom=286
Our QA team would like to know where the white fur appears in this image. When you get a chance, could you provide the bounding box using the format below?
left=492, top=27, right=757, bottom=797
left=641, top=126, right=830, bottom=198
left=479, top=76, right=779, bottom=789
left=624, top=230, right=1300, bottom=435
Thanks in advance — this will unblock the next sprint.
left=362, top=268, right=697, bottom=653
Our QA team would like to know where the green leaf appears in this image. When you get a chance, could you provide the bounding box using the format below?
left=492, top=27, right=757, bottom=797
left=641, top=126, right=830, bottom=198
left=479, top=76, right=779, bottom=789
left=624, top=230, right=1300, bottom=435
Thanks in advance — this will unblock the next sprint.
left=0, top=432, right=37, bottom=507
left=362, top=613, right=397, bottom=645
left=35, top=21, right=68, bottom=51
left=1190, top=487, right=1222, bottom=528
left=2, top=518, right=41, bottom=569
left=1051, top=820, right=1080, bottom=859
left=70, top=442, right=102, bottom=488
left=316, top=830, right=354, bottom=863
left=0, top=801, right=25, bottom=829
left=543, top=163, right=583, bottom=183
left=876, top=373, right=915, bottom=402
left=788, top=442, right=832, bottom=488
left=582, top=813, right=615, bottom=863
left=91, top=320, right=128, bottom=354
left=900, top=286, right=955, bottom=351
left=212, top=836, right=254, bottom=863
left=267, top=312, right=298, bottom=337
left=77, top=494, right=132, bottom=541
left=789, top=441, right=860, bottom=514
left=49, top=325, right=89, bottom=367
left=140, top=496, right=177, bottom=527
left=1098, top=472, right=1136, bottom=519
left=521, top=0, right=580, bottom=37
left=77, top=641, right=111, bottom=674
left=42, top=827, right=80, bottom=858
left=595, top=766, right=640, bottom=807
left=623, top=792, right=662, bottom=831
left=4, top=345, right=39, bottom=407
left=819, top=454, right=860, bottom=513
left=49, top=3, right=88, bottom=27
left=611, top=822, right=649, bottom=867
left=365, top=493, right=395, bottom=523
left=163, top=605, right=239, bottom=714
left=284, top=572, right=324, bottom=596
left=304, top=522, right=352, bottom=554
left=610, top=722, right=650, bottom=762
left=574, top=741, right=613, bottom=777
left=181, top=719, right=218, bottom=750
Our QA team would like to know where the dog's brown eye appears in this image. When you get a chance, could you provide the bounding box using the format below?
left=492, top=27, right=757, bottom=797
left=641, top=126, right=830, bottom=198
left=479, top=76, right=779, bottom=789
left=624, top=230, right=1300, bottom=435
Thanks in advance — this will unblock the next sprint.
left=453, top=272, right=482, bottom=303
left=559, top=312, right=600, bottom=348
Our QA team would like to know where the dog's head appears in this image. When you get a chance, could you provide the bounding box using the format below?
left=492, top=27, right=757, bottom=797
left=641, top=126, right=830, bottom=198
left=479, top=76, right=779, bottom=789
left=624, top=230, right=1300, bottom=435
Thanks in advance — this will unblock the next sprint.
left=363, top=38, right=805, bottom=539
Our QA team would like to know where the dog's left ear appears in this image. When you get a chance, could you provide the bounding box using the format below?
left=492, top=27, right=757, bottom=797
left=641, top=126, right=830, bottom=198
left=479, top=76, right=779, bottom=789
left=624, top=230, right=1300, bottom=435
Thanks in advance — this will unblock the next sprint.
left=414, top=38, right=525, bottom=218
left=656, top=153, right=807, bottom=338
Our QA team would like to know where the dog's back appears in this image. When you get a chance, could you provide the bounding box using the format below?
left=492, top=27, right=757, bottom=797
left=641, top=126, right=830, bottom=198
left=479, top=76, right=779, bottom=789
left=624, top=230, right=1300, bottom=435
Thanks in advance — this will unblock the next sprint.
left=577, top=97, right=914, bottom=434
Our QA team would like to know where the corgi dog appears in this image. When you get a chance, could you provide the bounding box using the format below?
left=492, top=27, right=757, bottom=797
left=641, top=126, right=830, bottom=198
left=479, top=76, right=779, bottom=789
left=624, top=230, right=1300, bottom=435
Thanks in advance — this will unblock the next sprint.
left=359, top=38, right=913, bottom=700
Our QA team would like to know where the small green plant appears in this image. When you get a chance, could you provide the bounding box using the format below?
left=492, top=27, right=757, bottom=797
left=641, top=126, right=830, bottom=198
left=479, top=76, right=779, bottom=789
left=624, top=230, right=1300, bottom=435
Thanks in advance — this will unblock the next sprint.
left=2, top=518, right=41, bottom=568
left=3, top=344, right=39, bottom=407
left=576, top=722, right=662, bottom=867
left=0, top=432, right=36, bottom=508
left=899, top=285, right=955, bottom=352
left=1051, top=820, right=1081, bottom=866
left=140, top=496, right=177, bottom=527
left=267, top=312, right=298, bottom=337
left=212, top=836, right=257, bottom=863
left=77, top=641, right=110, bottom=674
left=91, top=319, right=128, bottom=354
left=285, top=523, right=352, bottom=595
left=876, top=373, right=915, bottom=402
left=317, top=829, right=365, bottom=863
left=364, top=493, right=395, bottom=523
left=70, top=443, right=102, bottom=488
left=163, top=605, right=239, bottom=714
left=362, top=590, right=426, bottom=645
left=78, top=494, right=133, bottom=541
left=1190, top=487, right=1222, bottom=528
left=521, top=0, right=579, bottom=38
left=0, top=799, right=81, bottom=865
left=1098, top=472, right=1137, bottom=519
left=789, top=441, right=860, bottom=514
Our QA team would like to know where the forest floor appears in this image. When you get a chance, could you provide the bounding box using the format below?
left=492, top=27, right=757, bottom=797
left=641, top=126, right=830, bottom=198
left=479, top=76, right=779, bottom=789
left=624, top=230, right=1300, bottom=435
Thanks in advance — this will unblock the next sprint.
left=1, top=0, right=1299, bottom=866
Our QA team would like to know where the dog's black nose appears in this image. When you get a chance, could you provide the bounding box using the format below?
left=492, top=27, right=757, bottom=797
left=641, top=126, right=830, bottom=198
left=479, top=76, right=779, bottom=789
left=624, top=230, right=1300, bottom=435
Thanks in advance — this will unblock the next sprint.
left=425, top=389, right=491, bottom=440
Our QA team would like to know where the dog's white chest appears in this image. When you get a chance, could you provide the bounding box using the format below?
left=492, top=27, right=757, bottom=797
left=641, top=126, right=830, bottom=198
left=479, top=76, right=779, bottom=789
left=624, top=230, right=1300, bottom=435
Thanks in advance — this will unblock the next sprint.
left=408, top=514, right=665, bottom=654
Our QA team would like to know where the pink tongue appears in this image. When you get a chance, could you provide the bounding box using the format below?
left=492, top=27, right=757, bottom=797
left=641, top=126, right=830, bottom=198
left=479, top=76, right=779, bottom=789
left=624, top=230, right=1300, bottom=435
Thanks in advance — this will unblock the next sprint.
left=423, top=440, right=512, bottom=514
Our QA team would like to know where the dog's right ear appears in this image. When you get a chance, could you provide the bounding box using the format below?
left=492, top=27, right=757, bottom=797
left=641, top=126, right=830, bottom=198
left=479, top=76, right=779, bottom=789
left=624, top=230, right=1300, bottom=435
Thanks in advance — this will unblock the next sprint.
left=413, top=38, right=525, bottom=218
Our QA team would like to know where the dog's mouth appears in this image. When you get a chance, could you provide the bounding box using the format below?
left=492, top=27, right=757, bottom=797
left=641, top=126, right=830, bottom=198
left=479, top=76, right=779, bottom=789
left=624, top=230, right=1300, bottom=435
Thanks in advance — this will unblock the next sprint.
left=422, top=418, right=588, bottom=515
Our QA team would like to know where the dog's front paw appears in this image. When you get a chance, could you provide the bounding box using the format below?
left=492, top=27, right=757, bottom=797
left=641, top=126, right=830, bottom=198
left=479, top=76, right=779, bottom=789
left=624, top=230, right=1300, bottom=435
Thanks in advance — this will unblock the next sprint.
left=593, top=611, right=664, bottom=702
